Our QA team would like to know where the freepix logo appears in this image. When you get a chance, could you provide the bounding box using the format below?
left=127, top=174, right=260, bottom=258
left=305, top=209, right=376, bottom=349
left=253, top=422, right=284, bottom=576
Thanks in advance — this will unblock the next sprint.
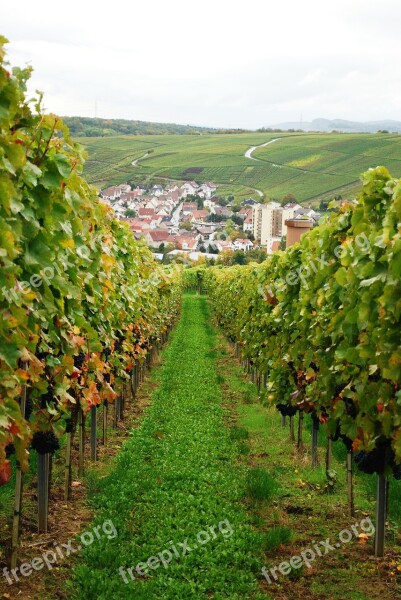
left=258, top=231, right=371, bottom=299
left=261, top=517, right=375, bottom=584
left=0, top=244, right=91, bottom=304
left=118, top=519, right=233, bottom=584
left=2, top=520, right=117, bottom=585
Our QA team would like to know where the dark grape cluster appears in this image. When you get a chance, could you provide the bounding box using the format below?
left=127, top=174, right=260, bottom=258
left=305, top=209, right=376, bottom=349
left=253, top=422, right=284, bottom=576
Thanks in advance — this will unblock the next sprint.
left=73, top=352, right=86, bottom=369
left=114, top=330, right=125, bottom=352
left=339, top=435, right=353, bottom=451
left=393, top=464, right=401, bottom=480
left=39, top=388, right=56, bottom=409
left=31, top=431, right=60, bottom=455
left=335, top=383, right=346, bottom=396
left=331, top=422, right=353, bottom=451
left=354, top=442, right=399, bottom=477
left=5, top=443, right=15, bottom=458
left=354, top=448, right=387, bottom=475
left=343, top=397, right=358, bottom=418
left=102, top=347, right=111, bottom=359
left=276, top=403, right=298, bottom=417
left=24, top=397, right=33, bottom=420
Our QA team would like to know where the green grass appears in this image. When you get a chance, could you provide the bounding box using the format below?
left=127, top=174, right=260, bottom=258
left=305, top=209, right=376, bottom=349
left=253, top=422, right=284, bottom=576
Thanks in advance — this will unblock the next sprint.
left=229, top=426, right=250, bottom=441
left=214, top=331, right=401, bottom=599
left=246, top=468, right=279, bottom=502
left=262, top=526, right=293, bottom=552
left=67, top=295, right=266, bottom=599
left=77, top=131, right=401, bottom=202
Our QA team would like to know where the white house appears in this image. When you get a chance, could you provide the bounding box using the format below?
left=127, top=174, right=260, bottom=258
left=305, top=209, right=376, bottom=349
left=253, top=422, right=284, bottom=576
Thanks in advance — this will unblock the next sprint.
left=156, top=208, right=170, bottom=218
left=134, top=185, right=146, bottom=195
left=182, top=202, right=197, bottom=216
left=203, top=198, right=217, bottom=209
left=101, top=186, right=122, bottom=201
left=233, top=239, right=253, bottom=251
left=150, top=185, right=164, bottom=197
left=118, top=184, right=131, bottom=194
left=145, top=198, right=159, bottom=209
left=199, top=182, right=217, bottom=199
left=181, top=181, right=199, bottom=196
left=266, top=237, right=282, bottom=254
left=215, top=240, right=234, bottom=252
left=243, top=213, right=253, bottom=233
left=144, top=229, right=171, bottom=248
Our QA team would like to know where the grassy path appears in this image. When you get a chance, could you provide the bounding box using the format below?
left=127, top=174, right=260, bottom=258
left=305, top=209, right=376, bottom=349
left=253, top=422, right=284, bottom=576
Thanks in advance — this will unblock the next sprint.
left=68, top=295, right=264, bottom=600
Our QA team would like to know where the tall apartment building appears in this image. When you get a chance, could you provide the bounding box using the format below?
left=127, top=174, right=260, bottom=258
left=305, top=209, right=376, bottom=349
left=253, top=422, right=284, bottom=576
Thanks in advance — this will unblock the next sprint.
left=252, top=202, right=279, bottom=244
left=252, top=202, right=299, bottom=246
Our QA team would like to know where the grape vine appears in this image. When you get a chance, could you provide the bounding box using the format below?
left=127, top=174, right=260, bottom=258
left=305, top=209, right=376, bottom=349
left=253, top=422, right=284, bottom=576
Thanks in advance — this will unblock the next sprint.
left=0, top=37, right=181, bottom=484
left=202, top=166, right=401, bottom=475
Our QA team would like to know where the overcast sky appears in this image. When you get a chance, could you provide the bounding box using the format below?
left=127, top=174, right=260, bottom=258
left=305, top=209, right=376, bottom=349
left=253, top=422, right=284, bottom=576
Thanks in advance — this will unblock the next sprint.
left=1, top=0, right=401, bottom=129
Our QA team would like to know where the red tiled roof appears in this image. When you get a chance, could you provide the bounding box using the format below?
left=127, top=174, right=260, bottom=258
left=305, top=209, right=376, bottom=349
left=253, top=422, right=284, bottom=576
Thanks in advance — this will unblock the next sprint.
left=138, top=208, right=156, bottom=216
left=148, top=230, right=170, bottom=242
left=174, top=235, right=198, bottom=249
left=192, top=210, right=209, bottom=220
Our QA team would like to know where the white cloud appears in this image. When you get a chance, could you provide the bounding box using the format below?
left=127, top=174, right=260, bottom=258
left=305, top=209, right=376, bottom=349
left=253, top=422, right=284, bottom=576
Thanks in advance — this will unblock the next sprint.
left=1, top=0, right=401, bottom=128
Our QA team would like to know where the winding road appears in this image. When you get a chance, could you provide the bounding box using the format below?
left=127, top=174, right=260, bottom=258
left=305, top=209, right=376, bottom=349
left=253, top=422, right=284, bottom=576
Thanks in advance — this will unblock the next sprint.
left=131, top=152, right=149, bottom=166
left=244, top=138, right=281, bottom=198
left=244, top=137, right=280, bottom=160
left=130, top=140, right=282, bottom=200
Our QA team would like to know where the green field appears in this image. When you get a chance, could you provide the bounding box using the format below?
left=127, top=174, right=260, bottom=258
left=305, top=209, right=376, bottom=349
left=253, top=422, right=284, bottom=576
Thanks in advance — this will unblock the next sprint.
left=78, top=132, right=401, bottom=203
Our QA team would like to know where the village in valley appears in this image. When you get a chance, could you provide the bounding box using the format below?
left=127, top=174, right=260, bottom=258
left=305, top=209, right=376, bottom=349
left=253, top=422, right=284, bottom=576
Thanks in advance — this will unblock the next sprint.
left=99, top=180, right=321, bottom=262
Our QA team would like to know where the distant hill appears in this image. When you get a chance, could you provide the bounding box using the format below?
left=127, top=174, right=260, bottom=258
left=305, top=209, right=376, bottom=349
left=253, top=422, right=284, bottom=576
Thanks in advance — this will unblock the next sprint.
left=80, top=131, right=401, bottom=205
left=63, top=116, right=247, bottom=137
left=266, top=118, right=401, bottom=133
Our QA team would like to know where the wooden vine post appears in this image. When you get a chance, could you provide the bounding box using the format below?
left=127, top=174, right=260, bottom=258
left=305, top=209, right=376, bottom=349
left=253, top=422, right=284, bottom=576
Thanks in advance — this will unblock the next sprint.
left=289, top=415, right=295, bottom=442
left=102, top=401, right=108, bottom=445
left=297, top=410, right=304, bottom=450
left=64, top=430, right=73, bottom=500
left=90, top=405, right=97, bottom=461
left=346, top=449, right=355, bottom=517
left=121, top=385, right=125, bottom=418
left=64, top=407, right=78, bottom=500
left=131, top=365, right=136, bottom=397
left=311, top=416, right=319, bottom=468
left=135, top=363, right=139, bottom=393
left=37, top=452, right=50, bottom=533
left=116, top=395, right=122, bottom=423
left=374, top=473, right=387, bottom=557
left=326, top=436, right=332, bottom=474
left=78, top=409, right=86, bottom=477
left=48, top=453, right=53, bottom=498
left=10, top=365, right=27, bottom=569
